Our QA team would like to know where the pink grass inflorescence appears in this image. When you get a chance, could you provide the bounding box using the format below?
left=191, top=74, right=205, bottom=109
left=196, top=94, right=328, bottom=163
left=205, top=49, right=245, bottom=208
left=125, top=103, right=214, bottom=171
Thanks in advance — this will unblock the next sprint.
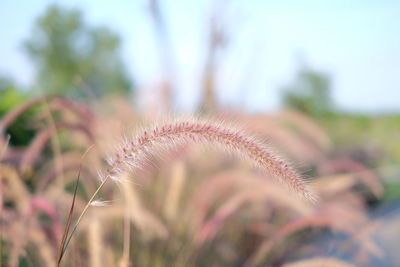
left=105, top=119, right=316, bottom=201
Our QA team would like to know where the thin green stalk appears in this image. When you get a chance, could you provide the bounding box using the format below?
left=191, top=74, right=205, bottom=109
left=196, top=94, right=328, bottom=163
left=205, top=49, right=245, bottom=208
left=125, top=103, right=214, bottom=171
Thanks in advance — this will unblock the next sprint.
left=61, top=175, right=109, bottom=262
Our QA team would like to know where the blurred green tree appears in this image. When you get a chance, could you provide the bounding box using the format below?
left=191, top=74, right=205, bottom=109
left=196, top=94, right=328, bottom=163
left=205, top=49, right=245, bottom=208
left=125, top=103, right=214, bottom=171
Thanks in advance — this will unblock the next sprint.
left=0, top=77, right=36, bottom=146
left=24, top=4, right=133, bottom=99
left=281, top=66, right=333, bottom=117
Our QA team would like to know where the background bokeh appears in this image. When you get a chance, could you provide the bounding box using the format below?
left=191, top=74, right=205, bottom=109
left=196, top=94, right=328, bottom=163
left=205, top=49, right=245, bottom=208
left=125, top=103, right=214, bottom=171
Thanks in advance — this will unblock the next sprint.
left=1, top=1, right=400, bottom=266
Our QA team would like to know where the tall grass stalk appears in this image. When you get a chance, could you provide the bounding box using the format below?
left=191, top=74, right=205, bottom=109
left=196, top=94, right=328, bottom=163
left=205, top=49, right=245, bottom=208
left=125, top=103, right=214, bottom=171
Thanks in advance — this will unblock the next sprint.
left=58, top=119, right=315, bottom=265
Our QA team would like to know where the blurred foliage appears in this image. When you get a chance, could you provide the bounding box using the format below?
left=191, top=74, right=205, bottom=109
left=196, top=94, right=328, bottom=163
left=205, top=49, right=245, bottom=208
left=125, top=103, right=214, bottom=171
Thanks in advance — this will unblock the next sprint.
left=320, top=113, right=400, bottom=165
left=0, top=77, right=36, bottom=146
left=282, top=66, right=333, bottom=117
left=24, top=4, right=133, bottom=99
left=318, top=113, right=400, bottom=201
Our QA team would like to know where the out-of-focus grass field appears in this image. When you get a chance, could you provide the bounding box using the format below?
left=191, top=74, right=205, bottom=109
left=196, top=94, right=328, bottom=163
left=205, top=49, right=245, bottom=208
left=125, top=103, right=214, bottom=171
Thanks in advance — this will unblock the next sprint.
left=1, top=2, right=400, bottom=267
left=1, top=96, right=400, bottom=267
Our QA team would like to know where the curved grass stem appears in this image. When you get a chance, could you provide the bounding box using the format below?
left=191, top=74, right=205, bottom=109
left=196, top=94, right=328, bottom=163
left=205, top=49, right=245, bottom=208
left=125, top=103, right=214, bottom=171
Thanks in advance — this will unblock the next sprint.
left=59, top=176, right=109, bottom=265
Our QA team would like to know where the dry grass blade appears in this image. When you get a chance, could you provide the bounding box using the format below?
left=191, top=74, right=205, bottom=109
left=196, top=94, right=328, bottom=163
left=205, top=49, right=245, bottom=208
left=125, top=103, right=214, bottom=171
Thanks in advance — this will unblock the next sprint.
left=56, top=161, right=81, bottom=266
left=57, top=145, right=94, bottom=266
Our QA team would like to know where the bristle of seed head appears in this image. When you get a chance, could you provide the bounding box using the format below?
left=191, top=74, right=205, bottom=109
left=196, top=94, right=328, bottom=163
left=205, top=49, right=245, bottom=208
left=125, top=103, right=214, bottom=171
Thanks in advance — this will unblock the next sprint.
left=105, top=118, right=316, bottom=201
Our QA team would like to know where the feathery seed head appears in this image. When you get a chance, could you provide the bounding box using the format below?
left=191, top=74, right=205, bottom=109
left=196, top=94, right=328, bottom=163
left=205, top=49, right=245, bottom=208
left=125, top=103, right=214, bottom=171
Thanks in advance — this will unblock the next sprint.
left=105, top=118, right=316, bottom=201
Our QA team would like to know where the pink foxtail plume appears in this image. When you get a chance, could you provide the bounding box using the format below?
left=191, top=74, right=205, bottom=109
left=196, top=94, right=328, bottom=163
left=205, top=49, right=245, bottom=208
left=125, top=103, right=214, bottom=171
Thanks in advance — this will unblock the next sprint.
left=105, top=119, right=316, bottom=201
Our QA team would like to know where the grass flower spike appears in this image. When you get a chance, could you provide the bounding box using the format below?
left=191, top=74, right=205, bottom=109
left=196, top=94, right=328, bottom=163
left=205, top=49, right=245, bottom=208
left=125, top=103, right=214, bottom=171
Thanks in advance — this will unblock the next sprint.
left=106, top=118, right=316, bottom=201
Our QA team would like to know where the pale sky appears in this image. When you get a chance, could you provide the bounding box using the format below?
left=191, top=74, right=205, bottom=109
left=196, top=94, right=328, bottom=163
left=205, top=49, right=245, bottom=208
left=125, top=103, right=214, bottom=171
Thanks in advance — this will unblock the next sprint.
left=0, top=0, right=399, bottom=113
